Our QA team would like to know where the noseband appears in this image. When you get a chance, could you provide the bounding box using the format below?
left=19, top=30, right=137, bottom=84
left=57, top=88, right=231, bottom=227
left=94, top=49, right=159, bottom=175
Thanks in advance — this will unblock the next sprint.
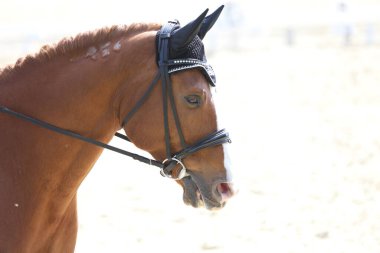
left=0, top=21, right=231, bottom=180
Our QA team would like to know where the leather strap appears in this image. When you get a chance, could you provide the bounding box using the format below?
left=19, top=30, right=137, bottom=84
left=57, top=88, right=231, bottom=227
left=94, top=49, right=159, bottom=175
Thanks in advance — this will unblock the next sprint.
left=156, top=21, right=187, bottom=159
left=121, top=72, right=161, bottom=126
left=0, top=105, right=163, bottom=168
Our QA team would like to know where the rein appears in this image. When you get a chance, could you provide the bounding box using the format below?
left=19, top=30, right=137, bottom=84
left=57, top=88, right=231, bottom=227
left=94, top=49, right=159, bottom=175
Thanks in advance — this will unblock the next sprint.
left=0, top=21, right=231, bottom=180
left=0, top=105, right=229, bottom=179
left=0, top=105, right=163, bottom=167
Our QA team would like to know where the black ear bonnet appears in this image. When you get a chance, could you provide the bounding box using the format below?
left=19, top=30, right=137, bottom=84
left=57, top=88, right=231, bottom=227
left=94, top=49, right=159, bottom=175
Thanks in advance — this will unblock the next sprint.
left=155, top=6, right=224, bottom=86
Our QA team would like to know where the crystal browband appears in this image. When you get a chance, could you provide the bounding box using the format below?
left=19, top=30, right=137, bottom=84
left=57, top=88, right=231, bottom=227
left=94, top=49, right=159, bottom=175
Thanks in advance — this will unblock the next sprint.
left=167, top=58, right=216, bottom=86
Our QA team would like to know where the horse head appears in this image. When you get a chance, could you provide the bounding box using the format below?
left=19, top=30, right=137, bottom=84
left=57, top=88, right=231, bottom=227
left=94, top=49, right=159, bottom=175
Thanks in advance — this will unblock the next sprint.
left=121, top=6, right=235, bottom=210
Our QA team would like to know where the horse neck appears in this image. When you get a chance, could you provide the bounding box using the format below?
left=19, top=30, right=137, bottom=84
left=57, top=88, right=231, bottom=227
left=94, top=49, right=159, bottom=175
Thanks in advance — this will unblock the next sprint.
left=0, top=28, right=156, bottom=183
left=0, top=29, right=157, bottom=194
left=2, top=31, right=157, bottom=141
left=0, top=29, right=159, bottom=249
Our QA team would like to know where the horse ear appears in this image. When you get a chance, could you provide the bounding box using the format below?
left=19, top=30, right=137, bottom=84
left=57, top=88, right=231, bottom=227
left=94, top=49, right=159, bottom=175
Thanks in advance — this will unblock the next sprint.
left=170, top=9, right=209, bottom=56
left=198, top=5, right=224, bottom=40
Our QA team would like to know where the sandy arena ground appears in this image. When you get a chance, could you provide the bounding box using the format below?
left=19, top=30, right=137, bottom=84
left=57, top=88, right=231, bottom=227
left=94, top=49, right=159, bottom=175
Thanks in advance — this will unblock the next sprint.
left=1, top=2, right=380, bottom=252
left=70, top=45, right=380, bottom=253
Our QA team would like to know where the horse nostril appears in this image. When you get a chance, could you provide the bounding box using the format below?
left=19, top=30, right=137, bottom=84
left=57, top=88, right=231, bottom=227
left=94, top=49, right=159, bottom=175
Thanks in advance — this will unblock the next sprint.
left=216, top=182, right=235, bottom=202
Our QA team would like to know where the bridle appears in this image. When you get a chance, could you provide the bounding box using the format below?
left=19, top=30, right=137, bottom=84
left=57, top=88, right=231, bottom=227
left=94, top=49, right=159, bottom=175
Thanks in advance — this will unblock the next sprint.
left=0, top=21, right=231, bottom=180
left=122, top=21, right=231, bottom=179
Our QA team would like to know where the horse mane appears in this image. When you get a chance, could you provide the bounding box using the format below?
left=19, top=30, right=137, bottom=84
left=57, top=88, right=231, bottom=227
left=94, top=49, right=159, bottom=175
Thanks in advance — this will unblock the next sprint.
left=0, top=23, right=161, bottom=82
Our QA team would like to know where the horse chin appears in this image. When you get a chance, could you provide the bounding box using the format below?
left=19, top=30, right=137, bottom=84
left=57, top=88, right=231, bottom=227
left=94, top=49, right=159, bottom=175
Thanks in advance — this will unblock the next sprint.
left=181, top=176, right=226, bottom=210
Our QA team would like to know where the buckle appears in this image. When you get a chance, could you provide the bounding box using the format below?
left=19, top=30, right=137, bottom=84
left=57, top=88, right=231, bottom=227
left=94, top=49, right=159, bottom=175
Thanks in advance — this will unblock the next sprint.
left=161, top=157, right=189, bottom=180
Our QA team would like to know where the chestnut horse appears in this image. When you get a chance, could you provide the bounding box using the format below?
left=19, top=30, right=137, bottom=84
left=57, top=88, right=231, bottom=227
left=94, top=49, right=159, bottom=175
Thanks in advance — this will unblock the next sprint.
left=0, top=6, right=234, bottom=252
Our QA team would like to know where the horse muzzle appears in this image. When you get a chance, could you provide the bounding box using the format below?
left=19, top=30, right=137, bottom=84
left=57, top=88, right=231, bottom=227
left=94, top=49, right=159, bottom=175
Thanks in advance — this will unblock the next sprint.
left=181, top=175, right=235, bottom=210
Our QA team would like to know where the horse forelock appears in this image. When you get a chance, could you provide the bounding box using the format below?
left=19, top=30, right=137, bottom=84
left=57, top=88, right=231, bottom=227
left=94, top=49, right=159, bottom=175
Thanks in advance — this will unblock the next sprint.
left=0, top=23, right=161, bottom=82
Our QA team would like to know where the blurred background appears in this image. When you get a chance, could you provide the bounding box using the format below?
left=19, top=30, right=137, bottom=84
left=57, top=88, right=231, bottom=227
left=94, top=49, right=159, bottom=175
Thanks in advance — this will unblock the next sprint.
left=1, top=0, right=380, bottom=252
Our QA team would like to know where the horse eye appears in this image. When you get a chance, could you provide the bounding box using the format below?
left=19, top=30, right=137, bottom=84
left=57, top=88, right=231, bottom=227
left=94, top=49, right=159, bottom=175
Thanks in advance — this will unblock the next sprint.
left=184, top=95, right=201, bottom=107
